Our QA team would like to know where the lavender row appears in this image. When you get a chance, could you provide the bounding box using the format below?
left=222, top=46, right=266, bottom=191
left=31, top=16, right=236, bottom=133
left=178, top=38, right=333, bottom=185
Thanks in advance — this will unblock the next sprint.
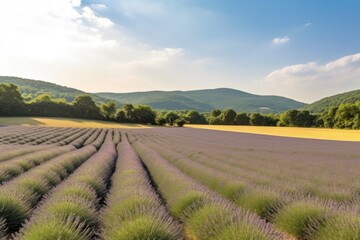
left=15, top=131, right=117, bottom=239
left=100, top=135, right=182, bottom=239
left=131, top=138, right=283, bottom=240
left=0, top=145, right=97, bottom=236
left=0, top=145, right=51, bottom=162
left=0, top=145, right=75, bottom=184
left=131, top=129, right=360, bottom=239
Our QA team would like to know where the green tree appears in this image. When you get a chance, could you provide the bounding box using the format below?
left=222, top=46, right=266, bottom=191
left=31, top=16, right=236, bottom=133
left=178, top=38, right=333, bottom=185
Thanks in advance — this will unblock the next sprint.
left=250, top=113, right=265, bottom=126
left=164, top=112, right=179, bottom=126
left=175, top=118, right=186, bottom=127
left=279, top=110, right=315, bottom=127
left=234, top=113, right=250, bottom=125
left=156, top=117, right=167, bottom=126
left=185, top=110, right=207, bottom=124
left=220, top=109, right=237, bottom=125
left=322, top=107, right=338, bottom=128
left=208, top=116, right=223, bottom=125
left=123, top=104, right=134, bottom=120
left=0, top=83, right=27, bottom=116
left=211, top=109, right=221, bottom=117
left=132, top=105, right=156, bottom=124
left=262, top=115, right=278, bottom=126
left=115, top=109, right=126, bottom=122
left=101, top=101, right=116, bottom=120
left=334, top=103, right=360, bottom=129
left=27, top=94, right=72, bottom=117
left=72, top=95, right=102, bottom=119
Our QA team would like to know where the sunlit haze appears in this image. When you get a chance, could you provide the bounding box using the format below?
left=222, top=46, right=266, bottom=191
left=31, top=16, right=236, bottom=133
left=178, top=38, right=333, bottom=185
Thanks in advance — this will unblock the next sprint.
left=1, top=0, right=360, bottom=103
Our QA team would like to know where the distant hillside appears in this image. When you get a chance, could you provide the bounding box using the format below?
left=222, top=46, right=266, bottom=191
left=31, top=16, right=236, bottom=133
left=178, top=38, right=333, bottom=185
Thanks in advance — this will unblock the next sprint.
left=302, top=89, right=360, bottom=113
left=0, top=76, right=306, bottom=112
left=97, top=88, right=305, bottom=113
left=0, top=76, right=114, bottom=105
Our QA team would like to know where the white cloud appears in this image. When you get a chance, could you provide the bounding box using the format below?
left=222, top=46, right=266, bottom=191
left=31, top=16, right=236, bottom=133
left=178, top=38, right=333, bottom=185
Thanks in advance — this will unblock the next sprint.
left=82, top=6, right=113, bottom=28
left=272, top=36, right=290, bottom=45
left=0, top=0, right=220, bottom=93
left=70, top=0, right=81, bottom=7
left=262, top=53, right=360, bottom=102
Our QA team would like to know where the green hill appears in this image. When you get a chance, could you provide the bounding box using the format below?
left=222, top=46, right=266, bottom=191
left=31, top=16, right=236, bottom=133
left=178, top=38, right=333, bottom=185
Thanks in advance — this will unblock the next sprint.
left=302, top=89, right=360, bottom=113
left=97, top=88, right=305, bottom=113
left=0, top=76, right=306, bottom=112
left=0, top=76, right=114, bottom=105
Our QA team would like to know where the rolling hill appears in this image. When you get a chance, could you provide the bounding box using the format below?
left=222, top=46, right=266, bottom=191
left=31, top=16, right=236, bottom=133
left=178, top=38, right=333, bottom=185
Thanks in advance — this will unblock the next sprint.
left=97, top=88, right=305, bottom=113
left=0, top=76, right=114, bottom=105
left=0, top=76, right=305, bottom=112
left=302, top=89, right=360, bottom=113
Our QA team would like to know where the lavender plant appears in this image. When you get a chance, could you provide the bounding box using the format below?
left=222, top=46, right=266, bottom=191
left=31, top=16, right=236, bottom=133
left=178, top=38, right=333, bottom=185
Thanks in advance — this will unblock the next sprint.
left=131, top=139, right=283, bottom=240
left=0, top=145, right=97, bottom=236
left=100, top=137, right=182, bottom=240
left=15, top=131, right=117, bottom=239
left=0, top=145, right=75, bottom=183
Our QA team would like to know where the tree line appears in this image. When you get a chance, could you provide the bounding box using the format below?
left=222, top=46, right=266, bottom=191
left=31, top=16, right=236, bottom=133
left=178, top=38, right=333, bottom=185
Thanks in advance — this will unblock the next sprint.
left=1, top=83, right=359, bottom=129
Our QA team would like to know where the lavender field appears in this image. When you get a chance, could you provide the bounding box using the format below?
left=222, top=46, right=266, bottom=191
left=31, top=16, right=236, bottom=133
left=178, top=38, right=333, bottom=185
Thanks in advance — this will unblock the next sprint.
left=0, top=125, right=359, bottom=240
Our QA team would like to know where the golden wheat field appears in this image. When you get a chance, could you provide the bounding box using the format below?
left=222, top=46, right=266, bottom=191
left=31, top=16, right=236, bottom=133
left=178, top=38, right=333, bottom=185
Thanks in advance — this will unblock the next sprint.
left=186, top=124, right=360, bottom=141
left=0, top=117, right=150, bottom=128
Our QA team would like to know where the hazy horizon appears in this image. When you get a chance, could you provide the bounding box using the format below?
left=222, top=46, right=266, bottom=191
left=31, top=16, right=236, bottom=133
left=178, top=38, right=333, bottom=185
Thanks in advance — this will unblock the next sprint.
left=1, top=0, right=360, bottom=103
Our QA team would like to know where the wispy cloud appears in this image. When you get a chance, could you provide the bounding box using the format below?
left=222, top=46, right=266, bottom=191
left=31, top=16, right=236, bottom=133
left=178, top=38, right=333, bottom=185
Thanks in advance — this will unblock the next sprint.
left=272, top=36, right=290, bottom=45
left=262, top=53, right=360, bottom=102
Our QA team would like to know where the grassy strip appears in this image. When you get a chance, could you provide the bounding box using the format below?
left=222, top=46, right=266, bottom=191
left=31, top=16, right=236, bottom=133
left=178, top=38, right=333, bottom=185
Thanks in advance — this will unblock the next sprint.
left=100, top=136, right=181, bottom=240
left=0, top=145, right=76, bottom=184
left=131, top=140, right=282, bottom=240
left=15, top=131, right=117, bottom=240
left=0, top=145, right=97, bottom=236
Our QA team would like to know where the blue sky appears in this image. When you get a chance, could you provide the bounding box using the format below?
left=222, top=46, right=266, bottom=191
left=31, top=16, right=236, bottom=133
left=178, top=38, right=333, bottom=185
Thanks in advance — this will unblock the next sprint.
left=0, top=0, right=360, bottom=102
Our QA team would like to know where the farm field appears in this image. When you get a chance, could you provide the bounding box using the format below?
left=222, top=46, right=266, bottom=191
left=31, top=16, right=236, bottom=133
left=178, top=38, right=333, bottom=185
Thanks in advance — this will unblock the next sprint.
left=0, top=125, right=359, bottom=239
left=0, top=117, right=149, bottom=128
left=186, top=124, right=360, bottom=142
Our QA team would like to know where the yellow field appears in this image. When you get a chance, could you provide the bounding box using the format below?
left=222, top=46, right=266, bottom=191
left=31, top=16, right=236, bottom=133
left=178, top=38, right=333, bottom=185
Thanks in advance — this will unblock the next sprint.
left=186, top=124, right=360, bottom=142
left=0, top=117, right=150, bottom=128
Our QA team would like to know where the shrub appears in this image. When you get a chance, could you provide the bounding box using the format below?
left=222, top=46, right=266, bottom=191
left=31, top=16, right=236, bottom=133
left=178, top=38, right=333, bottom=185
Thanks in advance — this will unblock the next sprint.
left=274, top=201, right=330, bottom=239
left=236, top=190, right=284, bottom=221
left=174, top=118, right=186, bottom=127
left=315, top=215, right=360, bottom=240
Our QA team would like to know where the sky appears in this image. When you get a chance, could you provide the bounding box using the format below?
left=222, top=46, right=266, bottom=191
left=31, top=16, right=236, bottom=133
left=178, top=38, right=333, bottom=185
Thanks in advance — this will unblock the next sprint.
left=0, top=0, right=360, bottom=103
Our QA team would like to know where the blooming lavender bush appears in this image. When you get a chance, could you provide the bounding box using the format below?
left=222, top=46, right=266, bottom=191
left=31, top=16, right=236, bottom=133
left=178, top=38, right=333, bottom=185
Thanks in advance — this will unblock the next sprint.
left=100, top=137, right=182, bottom=240
left=16, top=131, right=116, bottom=239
